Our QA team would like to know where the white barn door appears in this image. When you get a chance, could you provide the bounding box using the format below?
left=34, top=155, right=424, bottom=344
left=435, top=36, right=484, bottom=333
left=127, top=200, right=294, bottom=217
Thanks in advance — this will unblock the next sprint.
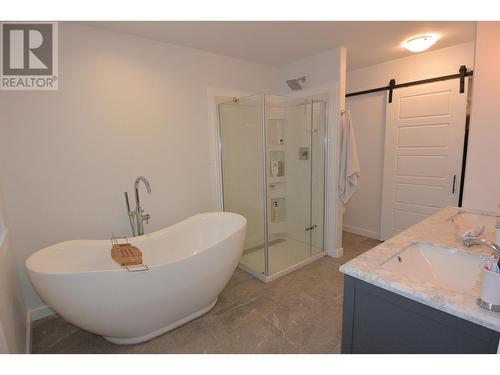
left=380, top=79, right=468, bottom=240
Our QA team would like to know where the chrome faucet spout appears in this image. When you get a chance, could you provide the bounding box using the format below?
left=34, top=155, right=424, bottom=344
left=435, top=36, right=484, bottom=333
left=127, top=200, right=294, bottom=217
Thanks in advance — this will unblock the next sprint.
left=462, top=238, right=500, bottom=255
left=135, top=176, right=151, bottom=193
left=134, top=176, right=151, bottom=208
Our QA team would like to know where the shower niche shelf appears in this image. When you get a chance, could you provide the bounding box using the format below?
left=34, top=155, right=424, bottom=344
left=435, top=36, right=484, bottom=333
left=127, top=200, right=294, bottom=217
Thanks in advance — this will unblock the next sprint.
left=268, top=145, right=285, bottom=152
left=268, top=181, right=286, bottom=199
left=268, top=176, right=286, bottom=183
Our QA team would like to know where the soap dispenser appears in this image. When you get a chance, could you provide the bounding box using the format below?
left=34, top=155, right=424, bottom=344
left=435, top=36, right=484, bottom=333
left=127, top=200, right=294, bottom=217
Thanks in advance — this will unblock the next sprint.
left=272, top=201, right=280, bottom=222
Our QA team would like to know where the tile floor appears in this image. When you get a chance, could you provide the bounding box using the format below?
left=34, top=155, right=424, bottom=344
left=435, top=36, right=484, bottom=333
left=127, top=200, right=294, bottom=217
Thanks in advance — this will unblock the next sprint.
left=31, top=232, right=381, bottom=354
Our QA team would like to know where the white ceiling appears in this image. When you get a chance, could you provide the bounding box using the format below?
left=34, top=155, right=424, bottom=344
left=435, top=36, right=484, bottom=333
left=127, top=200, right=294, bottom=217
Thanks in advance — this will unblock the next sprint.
left=83, top=21, right=476, bottom=70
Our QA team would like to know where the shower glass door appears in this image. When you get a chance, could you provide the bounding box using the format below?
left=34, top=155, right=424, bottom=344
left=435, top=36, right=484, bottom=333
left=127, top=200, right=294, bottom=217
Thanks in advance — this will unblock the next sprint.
left=218, top=94, right=266, bottom=274
left=310, top=100, right=326, bottom=258
left=218, top=94, right=326, bottom=280
left=265, top=96, right=326, bottom=276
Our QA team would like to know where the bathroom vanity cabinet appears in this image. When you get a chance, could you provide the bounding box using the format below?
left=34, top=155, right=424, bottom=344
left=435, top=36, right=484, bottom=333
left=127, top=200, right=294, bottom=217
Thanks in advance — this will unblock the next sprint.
left=341, top=275, right=500, bottom=354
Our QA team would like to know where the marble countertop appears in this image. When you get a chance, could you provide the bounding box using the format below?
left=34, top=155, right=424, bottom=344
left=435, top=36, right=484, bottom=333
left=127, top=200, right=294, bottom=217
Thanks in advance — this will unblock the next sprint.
left=339, top=206, right=500, bottom=333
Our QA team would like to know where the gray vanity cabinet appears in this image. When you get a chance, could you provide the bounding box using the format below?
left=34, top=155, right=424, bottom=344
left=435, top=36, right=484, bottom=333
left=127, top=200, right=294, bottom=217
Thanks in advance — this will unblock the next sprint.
left=341, top=275, right=500, bottom=354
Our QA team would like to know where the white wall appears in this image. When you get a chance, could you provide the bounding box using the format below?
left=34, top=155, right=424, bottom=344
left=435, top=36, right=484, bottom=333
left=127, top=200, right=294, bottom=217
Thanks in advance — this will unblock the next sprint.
left=0, top=22, right=281, bottom=312
left=347, top=42, right=475, bottom=93
left=463, top=23, right=500, bottom=211
left=343, top=93, right=386, bottom=238
left=280, top=49, right=341, bottom=94
left=0, top=183, right=27, bottom=353
left=344, top=42, right=475, bottom=239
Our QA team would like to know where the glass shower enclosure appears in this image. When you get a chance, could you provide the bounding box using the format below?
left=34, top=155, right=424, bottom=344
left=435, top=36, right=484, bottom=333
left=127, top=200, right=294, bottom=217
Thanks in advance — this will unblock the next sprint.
left=218, top=94, right=326, bottom=281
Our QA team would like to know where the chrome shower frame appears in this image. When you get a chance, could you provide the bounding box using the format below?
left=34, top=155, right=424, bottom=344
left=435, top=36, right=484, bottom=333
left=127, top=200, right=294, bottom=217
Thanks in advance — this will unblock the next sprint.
left=216, top=93, right=329, bottom=283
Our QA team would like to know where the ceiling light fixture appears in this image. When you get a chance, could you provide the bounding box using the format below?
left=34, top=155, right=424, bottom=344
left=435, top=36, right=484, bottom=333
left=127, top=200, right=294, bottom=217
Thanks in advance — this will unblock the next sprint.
left=403, top=34, right=439, bottom=53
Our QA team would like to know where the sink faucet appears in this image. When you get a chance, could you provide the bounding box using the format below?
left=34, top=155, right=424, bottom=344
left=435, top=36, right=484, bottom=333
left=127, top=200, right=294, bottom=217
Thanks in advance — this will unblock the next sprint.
left=462, top=238, right=500, bottom=255
left=124, top=176, right=151, bottom=236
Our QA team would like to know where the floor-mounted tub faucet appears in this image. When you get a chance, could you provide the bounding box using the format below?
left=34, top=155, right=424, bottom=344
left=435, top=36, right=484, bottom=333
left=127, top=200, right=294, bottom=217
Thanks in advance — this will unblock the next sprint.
left=124, top=176, right=151, bottom=236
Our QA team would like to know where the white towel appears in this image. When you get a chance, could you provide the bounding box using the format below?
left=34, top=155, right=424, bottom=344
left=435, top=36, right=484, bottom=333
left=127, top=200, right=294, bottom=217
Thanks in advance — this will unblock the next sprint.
left=339, top=110, right=360, bottom=206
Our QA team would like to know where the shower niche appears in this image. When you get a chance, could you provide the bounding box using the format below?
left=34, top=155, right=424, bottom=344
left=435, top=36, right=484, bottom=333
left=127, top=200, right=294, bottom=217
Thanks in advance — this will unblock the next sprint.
left=267, top=111, right=287, bottom=239
left=218, top=94, right=326, bottom=282
left=269, top=151, right=285, bottom=178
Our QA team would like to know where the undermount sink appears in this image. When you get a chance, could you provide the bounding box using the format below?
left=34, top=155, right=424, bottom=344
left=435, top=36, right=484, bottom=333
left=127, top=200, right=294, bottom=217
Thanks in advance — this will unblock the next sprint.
left=381, top=242, right=485, bottom=293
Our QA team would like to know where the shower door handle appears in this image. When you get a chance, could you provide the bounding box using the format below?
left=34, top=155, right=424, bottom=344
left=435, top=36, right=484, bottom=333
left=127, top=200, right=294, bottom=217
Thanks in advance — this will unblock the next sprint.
left=305, top=225, right=317, bottom=231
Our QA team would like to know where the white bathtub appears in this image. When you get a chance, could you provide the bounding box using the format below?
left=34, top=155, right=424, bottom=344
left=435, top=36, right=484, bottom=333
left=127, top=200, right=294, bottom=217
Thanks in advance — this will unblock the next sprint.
left=26, top=212, right=246, bottom=345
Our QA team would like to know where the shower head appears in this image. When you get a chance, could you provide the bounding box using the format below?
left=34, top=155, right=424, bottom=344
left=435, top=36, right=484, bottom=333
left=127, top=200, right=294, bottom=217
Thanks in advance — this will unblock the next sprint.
left=286, top=76, right=306, bottom=91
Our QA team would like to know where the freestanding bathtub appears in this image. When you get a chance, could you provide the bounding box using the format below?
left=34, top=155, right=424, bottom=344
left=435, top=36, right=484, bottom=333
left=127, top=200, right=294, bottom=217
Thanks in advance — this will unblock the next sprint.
left=26, top=212, right=246, bottom=345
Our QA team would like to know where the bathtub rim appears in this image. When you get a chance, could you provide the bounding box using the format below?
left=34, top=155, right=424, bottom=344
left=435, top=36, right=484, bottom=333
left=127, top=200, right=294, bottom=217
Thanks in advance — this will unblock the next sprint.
left=25, top=211, right=246, bottom=276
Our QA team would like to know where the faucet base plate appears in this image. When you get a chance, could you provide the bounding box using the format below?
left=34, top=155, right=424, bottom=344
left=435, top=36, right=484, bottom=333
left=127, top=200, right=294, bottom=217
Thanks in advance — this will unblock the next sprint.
left=477, top=297, right=500, bottom=313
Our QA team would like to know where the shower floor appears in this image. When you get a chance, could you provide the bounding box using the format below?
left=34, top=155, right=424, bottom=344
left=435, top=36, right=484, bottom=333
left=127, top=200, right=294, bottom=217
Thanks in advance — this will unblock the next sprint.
left=240, top=238, right=324, bottom=276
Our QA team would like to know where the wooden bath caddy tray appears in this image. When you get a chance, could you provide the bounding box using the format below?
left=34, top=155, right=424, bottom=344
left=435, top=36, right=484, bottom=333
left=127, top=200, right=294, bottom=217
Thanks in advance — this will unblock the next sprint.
left=111, top=243, right=143, bottom=266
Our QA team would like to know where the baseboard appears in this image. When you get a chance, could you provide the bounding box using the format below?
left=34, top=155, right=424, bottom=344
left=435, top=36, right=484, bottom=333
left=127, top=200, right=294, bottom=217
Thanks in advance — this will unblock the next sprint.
left=327, top=247, right=343, bottom=258
left=26, top=305, right=55, bottom=354
left=25, top=314, right=31, bottom=354
left=342, top=224, right=380, bottom=240
left=29, top=305, right=54, bottom=321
